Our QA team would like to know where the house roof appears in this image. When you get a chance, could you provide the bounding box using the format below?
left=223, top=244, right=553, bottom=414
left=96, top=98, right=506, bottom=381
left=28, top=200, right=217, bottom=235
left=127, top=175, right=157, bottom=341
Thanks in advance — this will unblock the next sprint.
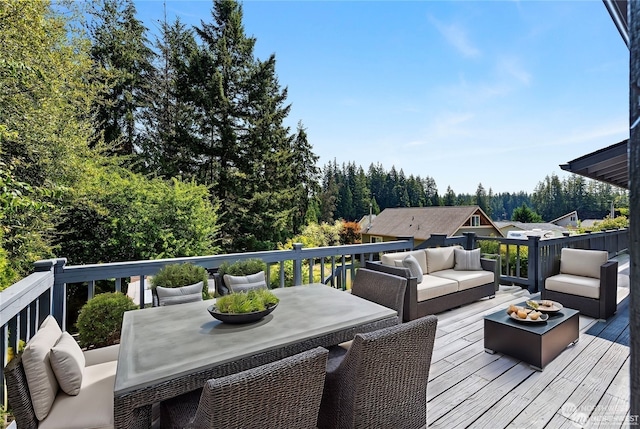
left=550, top=211, right=579, bottom=224
left=494, top=221, right=568, bottom=232
left=361, top=206, right=497, bottom=240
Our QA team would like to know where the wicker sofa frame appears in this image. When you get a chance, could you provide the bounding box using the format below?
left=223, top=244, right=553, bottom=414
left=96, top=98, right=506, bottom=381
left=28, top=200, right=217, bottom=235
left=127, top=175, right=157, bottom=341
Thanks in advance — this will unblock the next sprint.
left=365, top=257, right=497, bottom=321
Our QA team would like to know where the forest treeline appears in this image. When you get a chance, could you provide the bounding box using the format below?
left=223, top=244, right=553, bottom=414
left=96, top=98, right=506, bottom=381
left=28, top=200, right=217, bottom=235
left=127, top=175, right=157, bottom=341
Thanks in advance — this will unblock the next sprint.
left=0, top=0, right=628, bottom=289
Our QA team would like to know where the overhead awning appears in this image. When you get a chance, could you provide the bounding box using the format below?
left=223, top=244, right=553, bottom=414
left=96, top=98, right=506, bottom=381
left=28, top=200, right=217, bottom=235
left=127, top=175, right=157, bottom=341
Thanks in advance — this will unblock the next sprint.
left=559, top=2, right=629, bottom=190
left=560, top=140, right=629, bottom=189
left=603, top=0, right=629, bottom=47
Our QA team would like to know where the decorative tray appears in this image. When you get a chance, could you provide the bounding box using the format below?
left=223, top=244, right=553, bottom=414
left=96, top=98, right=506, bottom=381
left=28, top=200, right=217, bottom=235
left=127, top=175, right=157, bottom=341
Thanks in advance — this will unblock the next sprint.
left=207, top=303, right=277, bottom=324
left=526, top=300, right=563, bottom=313
left=509, top=310, right=549, bottom=323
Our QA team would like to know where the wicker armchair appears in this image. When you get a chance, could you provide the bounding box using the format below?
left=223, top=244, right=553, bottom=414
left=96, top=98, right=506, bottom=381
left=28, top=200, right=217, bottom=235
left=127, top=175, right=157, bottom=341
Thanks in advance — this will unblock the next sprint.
left=317, top=315, right=438, bottom=429
left=160, top=347, right=329, bottom=429
left=542, top=248, right=618, bottom=319
left=351, top=268, right=407, bottom=323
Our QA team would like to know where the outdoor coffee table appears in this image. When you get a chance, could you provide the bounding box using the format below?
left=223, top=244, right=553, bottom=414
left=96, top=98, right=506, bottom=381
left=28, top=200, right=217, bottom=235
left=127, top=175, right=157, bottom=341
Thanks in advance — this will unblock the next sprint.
left=484, top=302, right=579, bottom=371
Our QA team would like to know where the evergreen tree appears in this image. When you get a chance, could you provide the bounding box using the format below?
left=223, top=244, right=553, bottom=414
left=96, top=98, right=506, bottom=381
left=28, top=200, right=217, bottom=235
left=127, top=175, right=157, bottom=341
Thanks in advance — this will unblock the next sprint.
left=512, top=203, right=543, bottom=223
left=138, top=15, right=200, bottom=179
left=475, top=183, right=490, bottom=215
left=87, top=0, right=154, bottom=156
left=443, top=186, right=456, bottom=206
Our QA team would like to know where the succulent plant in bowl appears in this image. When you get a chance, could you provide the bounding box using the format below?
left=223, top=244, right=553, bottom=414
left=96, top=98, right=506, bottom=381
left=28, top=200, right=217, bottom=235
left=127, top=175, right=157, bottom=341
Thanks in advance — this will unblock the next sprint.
left=208, top=289, right=279, bottom=323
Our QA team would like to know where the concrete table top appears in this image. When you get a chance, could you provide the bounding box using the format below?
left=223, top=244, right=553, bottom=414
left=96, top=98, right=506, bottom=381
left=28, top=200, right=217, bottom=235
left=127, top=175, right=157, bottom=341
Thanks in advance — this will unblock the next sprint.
left=115, top=284, right=397, bottom=397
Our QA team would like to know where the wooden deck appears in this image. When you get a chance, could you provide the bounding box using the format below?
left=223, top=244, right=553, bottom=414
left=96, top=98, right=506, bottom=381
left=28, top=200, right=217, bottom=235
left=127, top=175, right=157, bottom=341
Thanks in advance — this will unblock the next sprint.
left=427, top=280, right=631, bottom=428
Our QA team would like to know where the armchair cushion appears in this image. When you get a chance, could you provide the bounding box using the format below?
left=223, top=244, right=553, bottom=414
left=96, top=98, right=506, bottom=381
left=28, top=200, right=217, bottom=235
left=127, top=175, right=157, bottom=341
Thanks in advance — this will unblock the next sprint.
left=560, top=248, right=608, bottom=279
left=22, top=315, right=62, bottom=420
left=545, top=273, right=601, bottom=299
left=50, top=332, right=85, bottom=396
left=454, top=248, right=483, bottom=271
left=156, top=282, right=203, bottom=306
left=223, top=271, right=268, bottom=293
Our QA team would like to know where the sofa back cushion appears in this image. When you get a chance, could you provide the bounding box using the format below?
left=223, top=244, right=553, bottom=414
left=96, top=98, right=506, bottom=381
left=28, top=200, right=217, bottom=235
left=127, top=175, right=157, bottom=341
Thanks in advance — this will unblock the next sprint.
left=401, top=255, right=424, bottom=284
left=426, top=246, right=460, bottom=274
left=560, top=248, right=608, bottom=279
left=381, top=250, right=427, bottom=274
left=50, top=331, right=85, bottom=396
left=454, top=248, right=483, bottom=271
left=22, top=315, right=62, bottom=421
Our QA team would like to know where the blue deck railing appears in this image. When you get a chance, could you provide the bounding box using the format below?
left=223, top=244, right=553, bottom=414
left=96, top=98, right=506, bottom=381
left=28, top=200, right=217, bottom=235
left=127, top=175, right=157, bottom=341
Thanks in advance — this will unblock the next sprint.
left=0, top=228, right=629, bottom=408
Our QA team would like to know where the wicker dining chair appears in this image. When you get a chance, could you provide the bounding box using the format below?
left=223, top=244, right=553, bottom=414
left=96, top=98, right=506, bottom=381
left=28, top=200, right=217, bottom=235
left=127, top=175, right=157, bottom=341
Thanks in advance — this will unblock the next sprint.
left=160, top=347, right=329, bottom=429
left=351, top=268, right=407, bottom=323
left=317, top=315, right=438, bottom=429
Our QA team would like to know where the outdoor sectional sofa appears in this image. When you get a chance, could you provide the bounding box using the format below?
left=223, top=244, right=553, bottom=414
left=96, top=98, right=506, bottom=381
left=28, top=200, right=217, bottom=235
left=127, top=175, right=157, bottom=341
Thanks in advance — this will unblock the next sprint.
left=365, top=246, right=497, bottom=321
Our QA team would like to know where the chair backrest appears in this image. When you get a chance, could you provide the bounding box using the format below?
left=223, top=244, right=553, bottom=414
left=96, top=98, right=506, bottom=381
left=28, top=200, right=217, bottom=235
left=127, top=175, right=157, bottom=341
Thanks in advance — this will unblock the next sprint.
left=190, top=347, right=329, bottom=429
left=560, top=248, right=609, bottom=279
left=323, top=315, right=438, bottom=429
left=351, top=268, right=407, bottom=323
left=4, top=354, right=39, bottom=429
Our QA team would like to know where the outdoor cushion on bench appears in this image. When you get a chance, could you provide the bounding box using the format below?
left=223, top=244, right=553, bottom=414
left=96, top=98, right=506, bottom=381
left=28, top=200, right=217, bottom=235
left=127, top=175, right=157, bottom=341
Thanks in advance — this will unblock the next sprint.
left=4, top=315, right=119, bottom=429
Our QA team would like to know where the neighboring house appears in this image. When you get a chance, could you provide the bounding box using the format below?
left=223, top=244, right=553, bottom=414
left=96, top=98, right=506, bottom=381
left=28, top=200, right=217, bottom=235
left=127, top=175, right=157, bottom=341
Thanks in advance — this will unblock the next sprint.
left=358, top=214, right=376, bottom=232
left=550, top=211, right=579, bottom=228
left=494, top=221, right=568, bottom=239
left=580, top=219, right=601, bottom=229
left=361, top=206, right=503, bottom=246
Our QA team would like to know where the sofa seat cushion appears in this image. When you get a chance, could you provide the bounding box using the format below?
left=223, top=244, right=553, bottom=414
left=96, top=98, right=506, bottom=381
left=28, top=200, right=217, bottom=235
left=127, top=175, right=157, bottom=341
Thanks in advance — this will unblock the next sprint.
left=416, top=275, right=458, bottom=301
left=39, top=360, right=116, bottom=429
left=381, top=250, right=427, bottom=274
left=425, top=246, right=460, bottom=274
left=545, top=274, right=601, bottom=299
left=560, top=248, right=608, bottom=279
left=432, top=269, right=494, bottom=291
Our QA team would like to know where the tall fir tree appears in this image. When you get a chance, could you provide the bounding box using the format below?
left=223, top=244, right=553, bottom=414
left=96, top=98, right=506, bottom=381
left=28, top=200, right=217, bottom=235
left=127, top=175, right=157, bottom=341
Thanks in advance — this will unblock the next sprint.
left=87, top=0, right=155, bottom=156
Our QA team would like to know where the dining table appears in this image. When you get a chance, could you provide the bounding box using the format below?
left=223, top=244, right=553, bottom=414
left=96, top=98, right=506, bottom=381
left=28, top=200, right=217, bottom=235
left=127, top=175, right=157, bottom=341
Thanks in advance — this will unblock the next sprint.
left=113, top=283, right=398, bottom=429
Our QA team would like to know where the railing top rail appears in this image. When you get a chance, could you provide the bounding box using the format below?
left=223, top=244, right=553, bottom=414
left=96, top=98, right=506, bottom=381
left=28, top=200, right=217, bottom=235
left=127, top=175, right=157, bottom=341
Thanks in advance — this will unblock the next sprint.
left=0, top=271, right=53, bottom=324
left=297, top=240, right=413, bottom=257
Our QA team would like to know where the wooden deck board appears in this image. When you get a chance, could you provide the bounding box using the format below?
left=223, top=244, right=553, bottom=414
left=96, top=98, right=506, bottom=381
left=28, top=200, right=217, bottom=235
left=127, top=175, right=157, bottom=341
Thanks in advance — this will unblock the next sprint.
left=425, top=281, right=630, bottom=428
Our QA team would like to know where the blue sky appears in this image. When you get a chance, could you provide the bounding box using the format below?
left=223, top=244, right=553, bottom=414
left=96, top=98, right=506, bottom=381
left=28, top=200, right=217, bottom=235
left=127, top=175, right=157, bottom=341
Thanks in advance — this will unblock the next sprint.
left=134, top=0, right=629, bottom=195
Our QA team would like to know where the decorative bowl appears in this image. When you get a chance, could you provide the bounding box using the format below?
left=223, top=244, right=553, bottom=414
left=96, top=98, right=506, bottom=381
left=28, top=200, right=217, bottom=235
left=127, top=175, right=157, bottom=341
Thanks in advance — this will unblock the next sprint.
left=207, top=303, right=277, bottom=324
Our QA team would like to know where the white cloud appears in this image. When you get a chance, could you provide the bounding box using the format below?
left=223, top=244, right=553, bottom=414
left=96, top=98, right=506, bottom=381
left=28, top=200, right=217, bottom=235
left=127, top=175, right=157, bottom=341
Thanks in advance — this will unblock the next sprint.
left=497, top=57, right=532, bottom=86
left=430, top=16, right=481, bottom=59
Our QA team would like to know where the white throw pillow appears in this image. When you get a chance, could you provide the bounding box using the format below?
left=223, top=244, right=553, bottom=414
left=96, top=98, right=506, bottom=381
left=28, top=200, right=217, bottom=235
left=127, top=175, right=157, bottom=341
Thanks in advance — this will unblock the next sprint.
left=402, top=254, right=424, bottom=283
left=156, top=282, right=204, bottom=306
left=224, top=271, right=268, bottom=293
left=50, top=331, right=85, bottom=396
left=454, top=248, right=483, bottom=271
left=22, top=315, right=62, bottom=420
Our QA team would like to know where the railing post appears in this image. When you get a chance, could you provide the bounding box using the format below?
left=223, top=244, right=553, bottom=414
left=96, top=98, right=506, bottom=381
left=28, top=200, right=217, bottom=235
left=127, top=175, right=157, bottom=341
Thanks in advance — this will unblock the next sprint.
left=35, top=258, right=67, bottom=330
left=293, top=243, right=303, bottom=286
left=463, top=232, right=476, bottom=250
left=527, top=236, right=540, bottom=293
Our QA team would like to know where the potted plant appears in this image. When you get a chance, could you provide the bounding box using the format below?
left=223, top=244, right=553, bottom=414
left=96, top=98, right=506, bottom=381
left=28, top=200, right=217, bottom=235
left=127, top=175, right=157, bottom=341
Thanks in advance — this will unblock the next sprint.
left=76, top=292, right=138, bottom=349
left=208, top=289, right=279, bottom=324
left=150, top=263, right=210, bottom=306
left=215, top=258, right=267, bottom=295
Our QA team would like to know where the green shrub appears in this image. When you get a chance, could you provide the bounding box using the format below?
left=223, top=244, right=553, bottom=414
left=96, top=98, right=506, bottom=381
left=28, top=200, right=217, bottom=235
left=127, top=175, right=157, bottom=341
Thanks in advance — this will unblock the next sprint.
left=218, top=258, right=266, bottom=277
left=215, top=289, right=279, bottom=314
left=151, top=263, right=210, bottom=299
left=76, top=292, right=138, bottom=349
